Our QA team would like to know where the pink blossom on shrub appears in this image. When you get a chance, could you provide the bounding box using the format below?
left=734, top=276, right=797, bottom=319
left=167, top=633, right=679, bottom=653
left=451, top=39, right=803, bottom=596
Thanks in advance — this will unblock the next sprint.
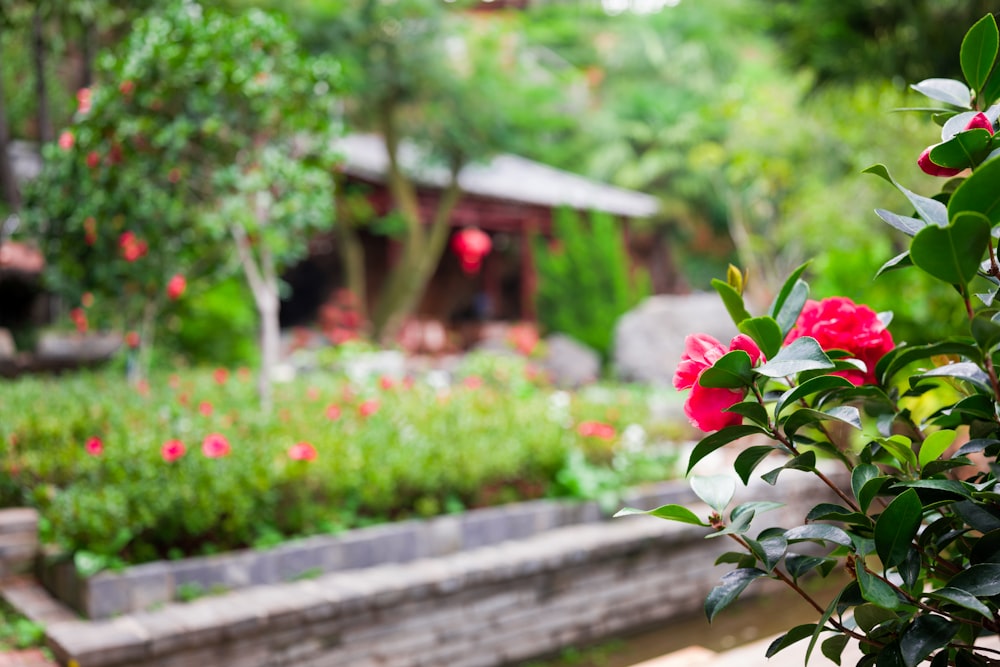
left=288, top=442, right=318, bottom=461
left=166, top=274, right=186, bottom=300
left=202, top=433, right=231, bottom=458
left=673, top=333, right=763, bottom=433
left=76, top=88, right=92, bottom=114
left=577, top=421, right=616, bottom=440
left=463, top=375, right=484, bottom=390
left=325, top=404, right=341, bottom=421
left=213, top=368, right=229, bottom=385
left=379, top=376, right=395, bottom=391
left=199, top=401, right=213, bottom=417
left=359, top=400, right=380, bottom=418
left=785, top=297, right=894, bottom=386
left=58, top=131, right=75, bottom=151
left=86, top=151, right=101, bottom=169
left=85, top=437, right=103, bottom=456
left=161, top=440, right=186, bottom=462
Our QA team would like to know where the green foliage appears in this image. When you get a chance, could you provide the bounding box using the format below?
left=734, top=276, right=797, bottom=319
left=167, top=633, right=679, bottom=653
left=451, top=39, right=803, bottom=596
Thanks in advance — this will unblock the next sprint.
left=162, top=278, right=258, bottom=368
left=533, top=209, right=650, bottom=362
left=0, top=359, right=678, bottom=566
left=0, top=599, right=45, bottom=652
left=634, top=15, right=1000, bottom=665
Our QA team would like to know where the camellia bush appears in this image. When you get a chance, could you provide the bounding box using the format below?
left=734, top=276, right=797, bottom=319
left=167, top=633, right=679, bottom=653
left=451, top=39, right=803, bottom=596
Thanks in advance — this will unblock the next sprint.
left=619, top=14, right=1000, bottom=667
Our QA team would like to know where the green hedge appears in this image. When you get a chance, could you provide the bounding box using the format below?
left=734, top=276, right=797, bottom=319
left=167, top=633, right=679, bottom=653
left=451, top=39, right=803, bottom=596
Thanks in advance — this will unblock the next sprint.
left=0, top=354, right=680, bottom=566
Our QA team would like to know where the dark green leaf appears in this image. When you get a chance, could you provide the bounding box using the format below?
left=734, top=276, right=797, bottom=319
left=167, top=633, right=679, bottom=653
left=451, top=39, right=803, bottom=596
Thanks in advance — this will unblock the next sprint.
left=757, top=337, right=834, bottom=378
left=734, top=446, right=778, bottom=484
left=613, top=504, right=708, bottom=526
left=738, top=316, right=784, bottom=360
left=946, top=563, right=1000, bottom=595
left=909, top=78, right=972, bottom=109
left=875, top=489, right=923, bottom=568
left=730, top=501, right=785, bottom=524
left=691, top=475, right=735, bottom=513
left=708, top=507, right=755, bottom=538
left=699, top=350, right=755, bottom=389
left=856, top=564, right=902, bottom=609
left=875, top=641, right=907, bottom=667
left=769, top=262, right=810, bottom=328
left=745, top=535, right=787, bottom=572
left=725, top=401, right=770, bottom=427
left=806, top=586, right=846, bottom=665
left=894, top=479, right=973, bottom=500
left=970, top=529, right=1000, bottom=564
left=783, top=406, right=861, bottom=439
left=704, top=568, right=767, bottom=622
left=949, top=157, right=1000, bottom=226
left=773, top=280, right=809, bottom=337
left=899, top=548, right=922, bottom=591
left=901, top=615, right=959, bottom=667
left=878, top=341, right=980, bottom=385
left=972, top=310, right=1000, bottom=351
left=854, top=604, right=897, bottom=632
left=928, top=129, right=994, bottom=169
left=961, top=14, right=1000, bottom=95
left=952, top=500, right=1000, bottom=533
left=762, top=451, right=816, bottom=485
left=874, top=209, right=926, bottom=237
left=766, top=623, right=818, bottom=658
left=822, top=634, right=850, bottom=665
left=785, top=524, right=853, bottom=547
left=807, top=503, right=873, bottom=528
left=711, top=278, right=752, bottom=326
left=687, top=425, right=768, bottom=474
left=785, top=553, right=834, bottom=580
left=926, top=587, right=993, bottom=619
left=918, top=361, right=993, bottom=393
left=775, top=375, right=855, bottom=419
left=955, top=438, right=1000, bottom=457
left=909, top=212, right=990, bottom=286
left=863, top=164, right=950, bottom=226
left=876, top=251, right=914, bottom=278
left=715, top=551, right=756, bottom=568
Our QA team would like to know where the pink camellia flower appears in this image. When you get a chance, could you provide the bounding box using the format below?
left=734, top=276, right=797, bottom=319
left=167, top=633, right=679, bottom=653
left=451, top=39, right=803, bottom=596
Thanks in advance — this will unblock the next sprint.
left=86, top=151, right=100, bottom=169
left=786, top=297, right=894, bottom=386
left=58, top=131, right=75, bottom=151
left=166, top=274, right=186, bottom=300
left=198, top=401, right=213, bottom=417
left=213, top=368, right=229, bottom=385
left=161, top=439, right=186, bottom=463
left=288, top=442, right=318, bottom=461
left=85, top=437, right=103, bottom=456
left=378, top=376, right=394, bottom=391
left=325, top=404, right=342, bottom=421
left=76, top=88, right=92, bottom=114
left=577, top=421, right=616, bottom=440
left=918, top=112, right=995, bottom=177
left=202, top=433, right=231, bottom=458
left=125, top=331, right=141, bottom=349
left=463, top=375, right=484, bottom=390
left=673, top=333, right=764, bottom=433
left=358, top=400, right=380, bottom=418
left=119, top=80, right=135, bottom=96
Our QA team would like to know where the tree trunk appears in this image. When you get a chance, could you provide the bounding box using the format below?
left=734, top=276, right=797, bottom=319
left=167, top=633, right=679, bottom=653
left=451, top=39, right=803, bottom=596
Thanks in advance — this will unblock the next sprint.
left=32, top=4, right=53, bottom=144
left=80, top=17, right=96, bottom=88
left=0, top=33, right=20, bottom=212
left=256, top=283, right=280, bottom=415
left=338, top=223, right=368, bottom=326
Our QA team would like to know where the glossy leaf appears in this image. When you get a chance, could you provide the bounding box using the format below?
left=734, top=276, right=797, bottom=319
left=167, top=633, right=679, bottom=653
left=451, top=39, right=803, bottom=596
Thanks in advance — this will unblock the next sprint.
left=926, top=587, right=994, bottom=619
left=909, top=212, right=990, bottom=286
left=879, top=435, right=919, bottom=470
left=920, top=429, right=958, bottom=469
left=757, top=337, right=835, bottom=378
left=774, top=375, right=855, bottom=419
left=874, top=208, right=927, bottom=237
left=737, top=316, right=783, bottom=360
left=734, top=446, right=779, bottom=484
left=876, top=251, right=913, bottom=278
left=613, top=504, right=708, bottom=526
left=969, top=529, right=1000, bottom=564
left=928, top=129, right=993, bottom=169
left=875, top=489, right=923, bottom=568
left=878, top=341, right=981, bottom=385
left=961, top=13, right=1000, bottom=95
left=919, top=361, right=993, bottom=393
left=761, top=451, right=816, bottom=485
left=854, top=604, right=897, bottom=633
left=784, top=523, right=853, bottom=547
left=687, top=425, right=768, bottom=474
left=946, top=563, right=1000, bottom=595
left=699, top=350, right=754, bottom=389
left=900, top=615, right=959, bottom=667
left=856, top=564, right=902, bottom=609
left=711, top=278, right=752, bottom=327
left=785, top=553, right=835, bottom=580
left=691, top=475, right=736, bottom=513
left=971, top=310, right=1000, bottom=351
left=948, top=157, right=1000, bottom=226
left=822, top=634, right=850, bottom=665
left=773, top=280, right=809, bottom=337
left=745, top=535, right=787, bottom=572
left=704, top=568, right=767, bottom=622
left=783, top=405, right=861, bottom=439
left=766, top=624, right=818, bottom=658
left=730, top=500, right=785, bottom=524
left=910, top=78, right=972, bottom=109
left=724, top=401, right=770, bottom=427
left=769, top=261, right=810, bottom=323
left=863, top=164, right=950, bottom=226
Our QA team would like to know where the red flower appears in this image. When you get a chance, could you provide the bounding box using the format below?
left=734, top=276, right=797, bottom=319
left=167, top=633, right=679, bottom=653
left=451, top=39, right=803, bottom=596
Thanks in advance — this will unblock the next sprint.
left=166, top=274, right=186, bottom=300
left=161, top=440, right=186, bottom=463
left=786, top=297, right=894, bottom=386
left=125, top=331, right=141, bottom=349
left=119, top=80, right=135, bottom=96
left=379, top=376, right=394, bottom=390
left=58, top=131, right=75, bottom=151
left=76, top=88, right=92, bottom=114
left=577, top=421, right=616, bottom=440
left=81, top=292, right=94, bottom=308
left=918, top=112, right=995, bottom=176
left=463, top=375, right=484, bottom=390
left=213, top=368, right=229, bottom=385
left=85, top=437, right=103, bottom=456
left=359, top=400, right=380, bottom=418
left=70, top=308, right=88, bottom=334
left=325, top=404, right=342, bottom=421
left=198, top=401, right=213, bottom=417
left=673, top=333, right=763, bottom=433
left=288, top=442, right=318, bottom=461
left=201, top=433, right=231, bottom=458
left=119, top=232, right=148, bottom=262
left=86, top=151, right=100, bottom=169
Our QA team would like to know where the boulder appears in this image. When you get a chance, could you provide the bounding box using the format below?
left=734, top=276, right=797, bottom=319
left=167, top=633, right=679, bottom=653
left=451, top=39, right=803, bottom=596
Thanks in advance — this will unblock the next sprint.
left=542, top=333, right=601, bottom=388
left=613, top=293, right=737, bottom=385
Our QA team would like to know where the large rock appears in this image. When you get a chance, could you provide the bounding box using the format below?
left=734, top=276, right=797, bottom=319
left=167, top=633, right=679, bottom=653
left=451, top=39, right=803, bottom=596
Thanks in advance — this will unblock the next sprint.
left=542, top=333, right=600, bottom=387
left=613, top=293, right=736, bottom=385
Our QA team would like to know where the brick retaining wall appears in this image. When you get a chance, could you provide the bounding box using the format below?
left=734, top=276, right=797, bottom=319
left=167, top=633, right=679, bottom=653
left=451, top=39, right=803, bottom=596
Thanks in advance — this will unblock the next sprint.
left=41, top=472, right=837, bottom=667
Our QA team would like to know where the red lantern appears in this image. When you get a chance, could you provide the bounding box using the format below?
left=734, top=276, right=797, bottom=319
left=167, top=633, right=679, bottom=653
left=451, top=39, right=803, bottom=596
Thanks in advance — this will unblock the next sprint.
left=451, top=227, right=492, bottom=274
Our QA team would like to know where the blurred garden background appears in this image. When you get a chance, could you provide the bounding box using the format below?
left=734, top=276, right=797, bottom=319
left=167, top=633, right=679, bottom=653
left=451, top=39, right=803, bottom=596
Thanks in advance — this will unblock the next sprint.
left=0, top=0, right=997, bottom=664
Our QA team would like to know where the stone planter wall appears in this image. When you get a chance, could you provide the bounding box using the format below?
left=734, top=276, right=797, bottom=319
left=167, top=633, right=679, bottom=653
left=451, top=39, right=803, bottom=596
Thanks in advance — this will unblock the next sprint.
left=41, top=472, right=840, bottom=667
left=0, top=508, right=39, bottom=580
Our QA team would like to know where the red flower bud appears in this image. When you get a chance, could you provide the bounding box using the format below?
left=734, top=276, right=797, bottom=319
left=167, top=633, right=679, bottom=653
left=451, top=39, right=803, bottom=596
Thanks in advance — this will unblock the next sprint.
left=166, top=274, right=187, bottom=300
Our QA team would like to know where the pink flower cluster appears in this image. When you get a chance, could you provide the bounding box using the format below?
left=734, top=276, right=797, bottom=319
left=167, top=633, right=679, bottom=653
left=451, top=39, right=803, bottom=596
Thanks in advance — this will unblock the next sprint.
left=918, top=112, right=995, bottom=177
left=577, top=421, right=616, bottom=440
left=785, top=297, right=894, bottom=386
left=673, top=334, right=763, bottom=433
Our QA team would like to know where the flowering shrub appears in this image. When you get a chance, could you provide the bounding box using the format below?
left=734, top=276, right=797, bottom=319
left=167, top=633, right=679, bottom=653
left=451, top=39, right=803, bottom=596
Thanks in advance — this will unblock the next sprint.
left=0, top=356, right=678, bottom=567
left=619, top=15, right=1000, bottom=666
